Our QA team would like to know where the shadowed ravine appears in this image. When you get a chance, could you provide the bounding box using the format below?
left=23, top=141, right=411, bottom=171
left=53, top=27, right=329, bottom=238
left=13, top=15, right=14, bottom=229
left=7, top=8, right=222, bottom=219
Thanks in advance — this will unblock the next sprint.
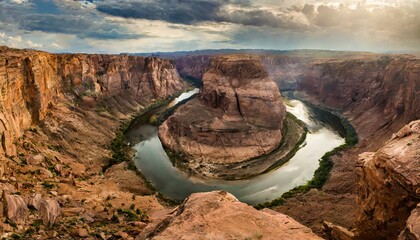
left=128, top=89, right=345, bottom=205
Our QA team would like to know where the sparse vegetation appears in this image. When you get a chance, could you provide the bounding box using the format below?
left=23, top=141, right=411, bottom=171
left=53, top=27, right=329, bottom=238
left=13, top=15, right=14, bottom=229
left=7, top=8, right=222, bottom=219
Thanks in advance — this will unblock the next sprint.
left=41, top=182, right=55, bottom=189
left=117, top=208, right=148, bottom=222
left=255, top=105, right=358, bottom=209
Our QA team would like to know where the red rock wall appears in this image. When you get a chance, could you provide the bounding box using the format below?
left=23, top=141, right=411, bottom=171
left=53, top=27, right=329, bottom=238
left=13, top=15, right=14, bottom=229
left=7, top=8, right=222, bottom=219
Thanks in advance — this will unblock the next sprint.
left=173, top=53, right=419, bottom=146
left=0, top=47, right=186, bottom=156
left=355, top=120, right=420, bottom=240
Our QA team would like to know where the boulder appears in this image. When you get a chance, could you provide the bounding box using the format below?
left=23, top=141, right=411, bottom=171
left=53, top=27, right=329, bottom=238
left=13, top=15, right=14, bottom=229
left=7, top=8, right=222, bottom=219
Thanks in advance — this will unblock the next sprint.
left=27, top=154, right=44, bottom=165
left=398, top=203, right=420, bottom=240
left=3, top=193, right=28, bottom=224
left=39, top=198, right=61, bottom=227
left=143, top=191, right=321, bottom=240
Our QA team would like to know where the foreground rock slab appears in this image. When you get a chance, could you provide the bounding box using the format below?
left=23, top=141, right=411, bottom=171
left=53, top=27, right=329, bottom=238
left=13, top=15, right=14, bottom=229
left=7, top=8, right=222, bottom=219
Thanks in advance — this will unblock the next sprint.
left=142, top=191, right=322, bottom=240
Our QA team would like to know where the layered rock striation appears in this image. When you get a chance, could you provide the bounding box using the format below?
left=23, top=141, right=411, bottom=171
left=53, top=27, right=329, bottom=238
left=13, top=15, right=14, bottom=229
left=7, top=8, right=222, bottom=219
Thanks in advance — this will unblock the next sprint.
left=0, top=46, right=187, bottom=238
left=159, top=55, right=286, bottom=167
left=0, top=46, right=186, bottom=156
left=296, top=56, right=420, bottom=144
left=176, top=52, right=419, bottom=145
left=354, top=120, right=420, bottom=239
left=173, top=51, right=420, bottom=235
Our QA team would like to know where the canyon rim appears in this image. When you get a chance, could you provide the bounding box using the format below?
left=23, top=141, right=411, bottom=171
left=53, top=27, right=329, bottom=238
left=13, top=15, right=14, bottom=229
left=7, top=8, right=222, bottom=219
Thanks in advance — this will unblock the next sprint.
left=0, top=0, right=419, bottom=239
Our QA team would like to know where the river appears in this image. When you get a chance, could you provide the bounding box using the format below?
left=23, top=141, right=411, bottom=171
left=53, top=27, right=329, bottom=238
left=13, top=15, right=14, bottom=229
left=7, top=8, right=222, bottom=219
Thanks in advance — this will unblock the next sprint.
left=130, top=89, right=345, bottom=205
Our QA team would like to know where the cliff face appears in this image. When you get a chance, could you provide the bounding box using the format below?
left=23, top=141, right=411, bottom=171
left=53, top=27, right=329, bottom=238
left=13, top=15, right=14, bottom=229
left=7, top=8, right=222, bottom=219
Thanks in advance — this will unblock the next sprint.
left=296, top=57, right=420, bottom=143
left=174, top=52, right=420, bottom=236
left=398, top=203, right=420, bottom=240
left=159, top=55, right=286, bottom=169
left=176, top=53, right=420, bottom=145
left=0, top=47, right=186, bottom=156
left=0, top=46, right=188, bottom=238
left=355, top=120, right=420, bottom=239
left=175, top=55, right=211, bottom=81
left=142, top=191, right=322, bottom=240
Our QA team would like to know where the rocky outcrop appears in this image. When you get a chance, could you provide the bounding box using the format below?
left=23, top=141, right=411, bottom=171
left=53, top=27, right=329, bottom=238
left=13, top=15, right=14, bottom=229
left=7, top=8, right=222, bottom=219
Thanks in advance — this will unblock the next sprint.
left=0, top=46, right=186, bottom=156
left=0, top=46, right=187, bottom=238
left=399, top=203, right=420, bottom=240
left=177, top=52, right=420, bottom=146
left=39, top=198, right=61, bottom=227
left=3, top=193, right=29, bottom=224
left=354, top=120, right=420, bottom=239
left=175, top=55, right=211, bottom=81
left=143, top=191, right=322, bottom=240
left=296, top=56, right=420, bottom=144
left=159, top=55, right=286, bottom=167
left=28, top=193, right=61, bottom=227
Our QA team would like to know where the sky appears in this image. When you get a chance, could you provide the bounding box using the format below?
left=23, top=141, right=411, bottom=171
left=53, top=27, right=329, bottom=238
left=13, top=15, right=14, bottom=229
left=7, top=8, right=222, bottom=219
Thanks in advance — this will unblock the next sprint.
left=0, top=0, right=419, bottom=53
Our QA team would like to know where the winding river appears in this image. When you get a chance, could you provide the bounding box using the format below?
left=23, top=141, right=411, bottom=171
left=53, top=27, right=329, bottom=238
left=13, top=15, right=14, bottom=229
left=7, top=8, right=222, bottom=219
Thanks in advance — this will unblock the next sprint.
left=130, top=89, right=345, bottom=205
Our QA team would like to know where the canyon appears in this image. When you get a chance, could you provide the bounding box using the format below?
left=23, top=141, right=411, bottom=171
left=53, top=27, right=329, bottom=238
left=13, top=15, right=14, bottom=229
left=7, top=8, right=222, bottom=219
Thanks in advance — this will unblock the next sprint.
left=0, top=46, right=188, bottom=239
left=0, top=46, right=418, bottom=240
left=173, top=50, right=419, bottom=238
left=158, top=55, right=298, bottom=179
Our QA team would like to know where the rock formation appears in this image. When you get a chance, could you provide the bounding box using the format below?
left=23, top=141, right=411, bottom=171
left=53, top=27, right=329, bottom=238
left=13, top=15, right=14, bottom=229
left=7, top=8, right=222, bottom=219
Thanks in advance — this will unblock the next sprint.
left=0, top=46, right=186, bottom=157
left=298, top=57, right=419, bottom=144
left=159, top=55, right=286, bottom=168
left=173, top=51, right=420, bottom=236
left=175, top=55, right=211, bottom=81
left=142, top=191, right=322, bottom=240
left=3, top=193, right=28, bottom=225
left=0, top=46, right=418, bottom=239
left=354, top=120, right=420, bottom=239
left=0, top=46, right=187, bottom=238
left=176, top=52, right=420, bottom=145
left=398, top=203, right=420, bottom=240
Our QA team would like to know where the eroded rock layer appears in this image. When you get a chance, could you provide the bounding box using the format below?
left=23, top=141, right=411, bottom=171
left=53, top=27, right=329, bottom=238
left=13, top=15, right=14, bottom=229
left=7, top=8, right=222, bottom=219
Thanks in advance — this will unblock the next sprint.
left=355, top=120, right=420, bottom=240
left=173, top=51, right=420, bottom=235
left=0, top=46, right=186, bottom=156
left=142, top=191, right=322, bottom=240
left=177, top=52, right=420, bottom=145
left=159, top=55, right=286, bottom=165
left=0, top=46, right=187, bottom=238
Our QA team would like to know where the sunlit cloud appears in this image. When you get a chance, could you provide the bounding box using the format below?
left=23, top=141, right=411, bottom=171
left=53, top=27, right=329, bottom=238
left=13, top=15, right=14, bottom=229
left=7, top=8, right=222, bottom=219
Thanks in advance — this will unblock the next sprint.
left=0, top=0, right=418, bottom=53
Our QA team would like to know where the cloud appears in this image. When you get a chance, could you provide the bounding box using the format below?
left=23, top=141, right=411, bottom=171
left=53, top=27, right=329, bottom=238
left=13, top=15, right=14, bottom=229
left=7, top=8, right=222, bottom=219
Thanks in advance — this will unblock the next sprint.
left=95, top=0, right=310, bottom=29
left=19, top=14, right=143, bottom=39
left=221, top=8, right=310, bottom=30
left=0, top=32, right=43, bottom=48
left=96, top=0, right=226, bottom=25
left=0, top=0, right=143, bottom=40
left=0, top=0, right=419, bottom=53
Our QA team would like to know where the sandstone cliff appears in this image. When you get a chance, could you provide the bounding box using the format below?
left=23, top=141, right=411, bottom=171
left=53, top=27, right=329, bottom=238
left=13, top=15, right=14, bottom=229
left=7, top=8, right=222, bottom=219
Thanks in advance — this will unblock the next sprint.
left=176, top=53, right=419, bottom=145
left=295, top=56, right=420, bottom=145
left=398, top=203, right=420, bottom=240
left=0, top=46, right=187, bottom=239
left=175, top=55, right=211, bottom=81
left=0, top=46, right=186, bottom=157
left=141, top=191, right=322, bottom=240
left=173, top=52, right=420, bottom=236
left=159, top=55, right=286, bottom=171
left=354, top=120, right=420, bottom=240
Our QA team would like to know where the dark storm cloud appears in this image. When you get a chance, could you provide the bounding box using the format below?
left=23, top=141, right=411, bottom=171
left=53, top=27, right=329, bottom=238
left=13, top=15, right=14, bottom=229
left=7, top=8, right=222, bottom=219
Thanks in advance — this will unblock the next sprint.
left=96, top=0, right=226, bottom=25
left=96, top=0, right=309, bottom=29
left=0, top=0, right=142, bottom=40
